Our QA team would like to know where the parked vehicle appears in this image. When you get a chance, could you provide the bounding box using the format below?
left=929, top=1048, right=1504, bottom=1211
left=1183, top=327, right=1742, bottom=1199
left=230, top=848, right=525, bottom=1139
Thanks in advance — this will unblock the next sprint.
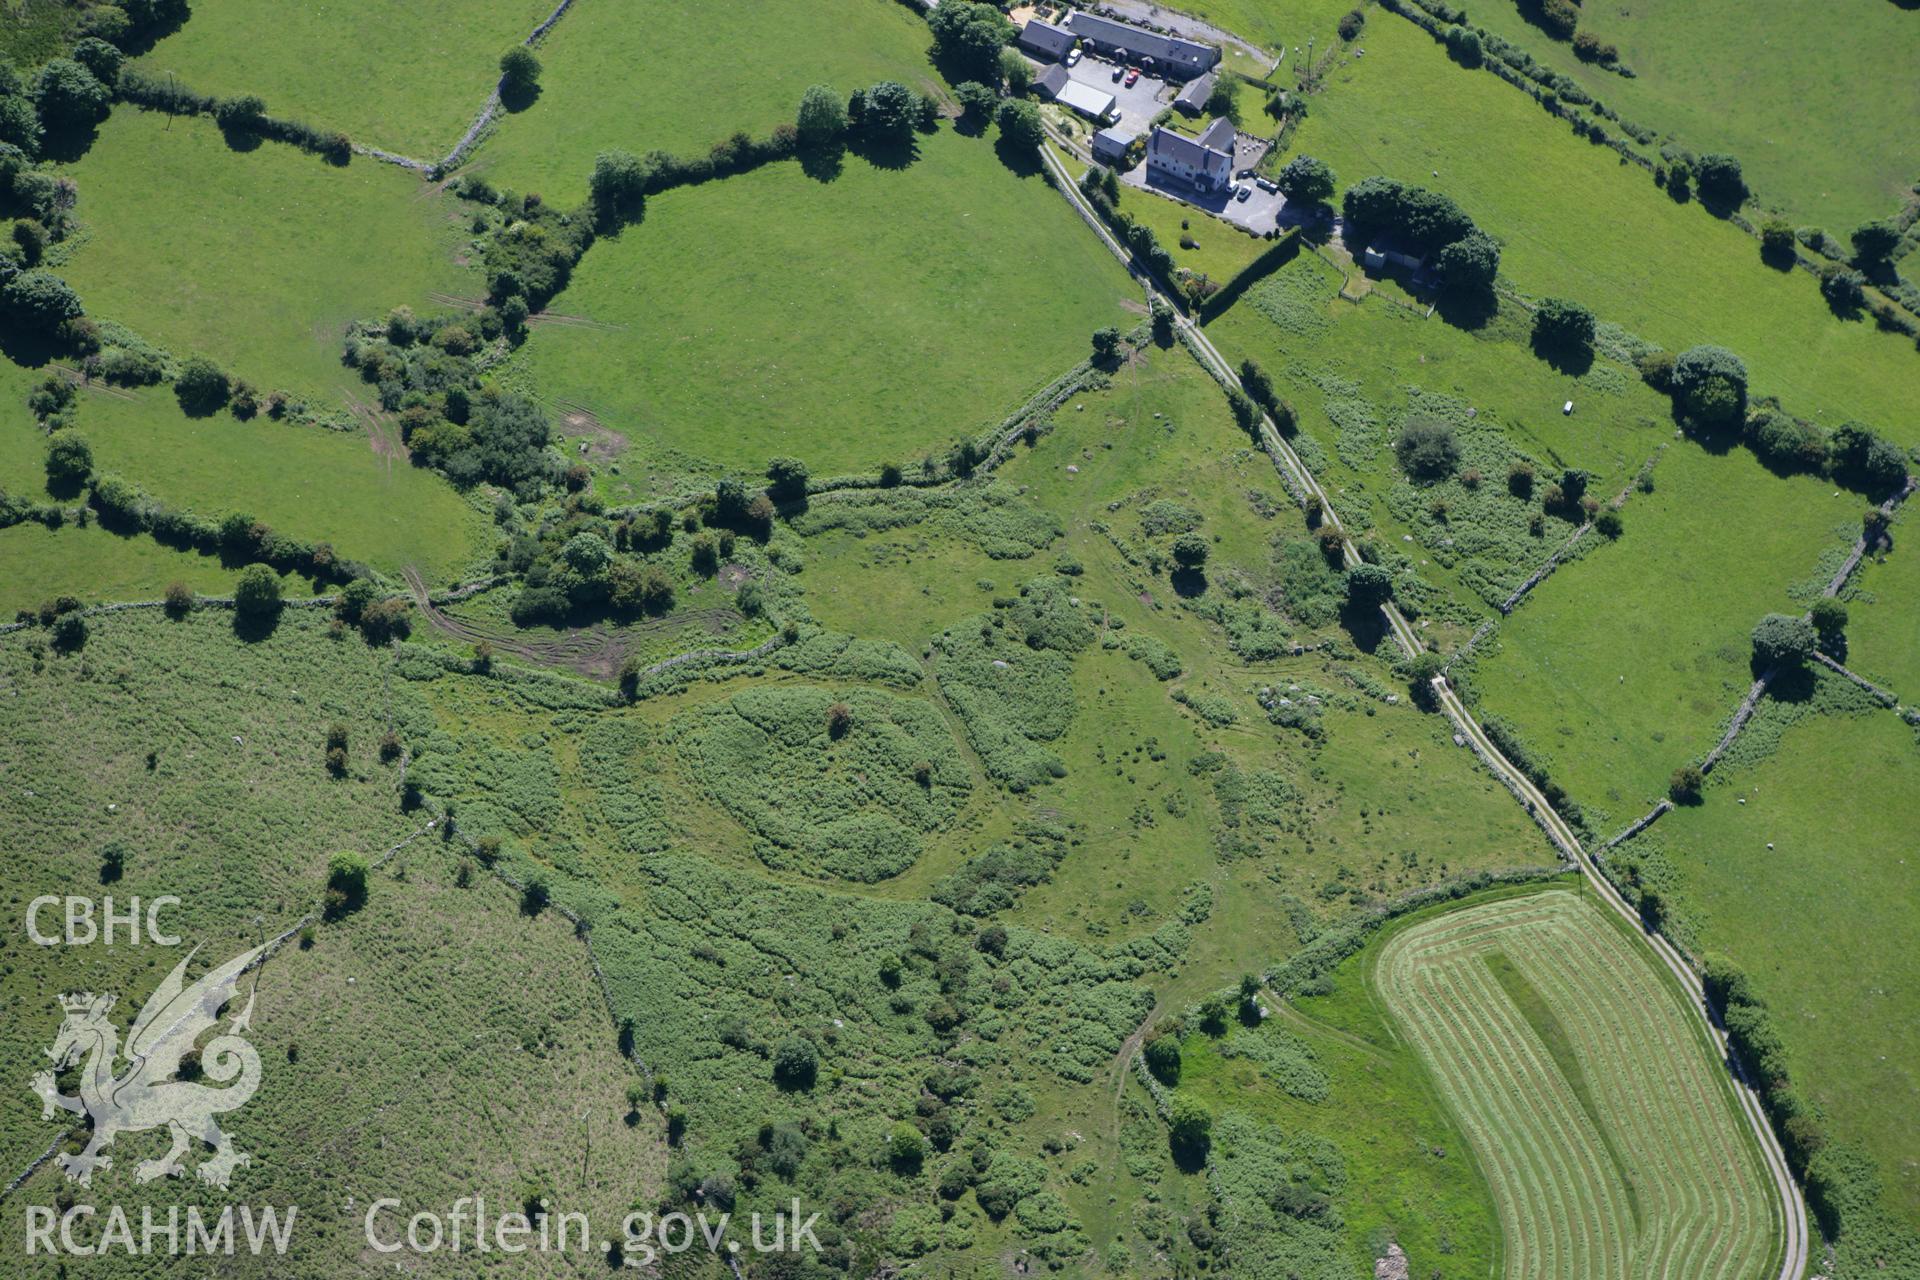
left=1124, top=68, right=1141, bottom=87
left=1111, top=64, right=1125, bottom=82
left=1254, top=177, right=1278, bottom=194
left=1235, top=184, right=1251, bottom=202
left=1066, top=47, right=1083, bottom=67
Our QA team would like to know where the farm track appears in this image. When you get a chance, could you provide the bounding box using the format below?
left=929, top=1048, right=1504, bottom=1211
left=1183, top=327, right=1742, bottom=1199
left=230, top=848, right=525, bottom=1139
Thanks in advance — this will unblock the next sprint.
left=1038, top=137, right=1808, bottom=1280
left=1376, top=892, right=1778, bottom=1280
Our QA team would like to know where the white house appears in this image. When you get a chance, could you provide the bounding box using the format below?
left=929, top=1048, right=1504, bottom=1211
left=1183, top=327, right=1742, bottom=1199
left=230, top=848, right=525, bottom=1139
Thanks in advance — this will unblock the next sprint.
left=1145, top=119, right=1234, bottom=192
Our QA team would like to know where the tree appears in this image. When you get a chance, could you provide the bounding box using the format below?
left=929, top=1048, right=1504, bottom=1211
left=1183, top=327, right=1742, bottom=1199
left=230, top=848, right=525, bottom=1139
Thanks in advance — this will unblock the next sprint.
left=1338, top=8, right=1366, bottom=39
left=1394, top=416, right=1460, bottom=480
left=772, top=1035, right=818, bottom=1088
left=164, top=581, right=194, bottom=617
left=928, top=1, right=1017, bottom=84
left=1091, top=325, right=1122, bottom=363
left=1445, top=25, right=1483, bottom=66
left=1672, top=344, right=1748, bottom=429
left=71, top=36, right=123, bottom=84
left=561, top=531, right=612, bottom=577
left=766, top=455, right=809, bottom=500
left=1205, top=75, right=1239, bottom=122
left=174, top=355, right=232, bottom=415
left=1750, top=613, right=1815, bottom=670
left=1694, top=152, right=1745, bottom=205
left=1171, top=533, right=1209, bottom=568
left=826, top=701, right=852, bottom=739
left=1849, top=219, right=1900, bottom=269
left=32, top=60, right=110, bottom=130
left=588, top=149, right=651, bottom=226
left=995, top=97, right=1043, bottom=153
left=2, top=269, right=83, bottom=328
left=325, top=850, right=369, bottom=917
left=1538, top=0, right=1578, bottom=38
left=1345, top=562, right=1393, bottom=606
left=1274, top=154, right=1335, bottom=205
left=1818, top=262, right=1865, bottom=311
left=1669, top=764, right=1705, bottom=804
left=1143, top=1034, right=1182, bottom=1085
left=233, top=564, right=282, bottom=618
left=1808, top=597, right=1847, bottom=651
left=1828, top=422, right=1907, bottom=494
left=1532, top=297, right=1595, bottom=354
left=1150, top=298, right=1175, bottom=346
left=499, top=46, right=541, bottom=92
left=1168, top=1095, right=1212, bottom=1156
left=796, top=83, right=847, bottom=147
left=44, top=432, right=91, bottom=486
left=213, top=93, right=265, bottom=133
left=999, top=47, right=1032, bottom=96
left=953, top=80, right=996, bottom=127
left=860, top=81, right=917, bottom=143
left=50, top=611, right=87, bottom=652
left=1594, top=507, right=1623, bottom=539
left=1758, top=216, right=1796, bottom=263
left=888, top=1122, right=926, bottom=1171
left=1435, top=229, right=1500, bottom=293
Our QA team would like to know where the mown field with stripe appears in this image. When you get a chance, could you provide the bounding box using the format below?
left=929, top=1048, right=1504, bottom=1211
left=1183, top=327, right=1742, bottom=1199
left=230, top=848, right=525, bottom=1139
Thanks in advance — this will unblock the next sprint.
left=1374, top=890, right=1778, bottom=1280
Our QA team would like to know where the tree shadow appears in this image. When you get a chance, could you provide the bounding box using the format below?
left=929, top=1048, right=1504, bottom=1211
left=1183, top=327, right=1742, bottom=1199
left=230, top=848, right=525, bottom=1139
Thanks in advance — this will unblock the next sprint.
left=994, top=134, right=1044, bottom=179
left=849, top=133, right=918, bottom=172
left=231, top=607, right=282, bottom=643
left=37, top=121, right=104, bottom=165
left=1434, top=286, right=1498, bottom=331
left=218, top=124, right=263, bottom=153
left=44, top=471, right=85, bottom=503
left=1169, top=1135, right=1209, bottom=1175
left=1759, top=240, right=1797, bottom=272
left=798, top=141, right=845, bottom=183
left=1338, top=598, right=1387, bottom=653
left=0, top=321, right=65, bottom=368
left=1530, top=334, right=1595, bottom=376
left=1170, top=567, right=1208, bottom=598
left=499, top=81, right=541, bottom=114
left=1764, top=662, right=1817, bottom=703
left=1697, top=186, right=1745, bottom=220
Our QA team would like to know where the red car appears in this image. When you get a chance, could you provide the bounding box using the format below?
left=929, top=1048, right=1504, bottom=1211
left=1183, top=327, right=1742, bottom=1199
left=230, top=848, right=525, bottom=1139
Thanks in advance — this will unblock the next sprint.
left=1124, top=67, right=1141, bottom=87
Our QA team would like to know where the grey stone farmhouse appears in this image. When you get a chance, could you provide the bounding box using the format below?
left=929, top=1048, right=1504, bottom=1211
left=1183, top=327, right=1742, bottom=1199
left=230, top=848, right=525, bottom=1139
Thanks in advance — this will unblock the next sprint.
left=1065, top=12, right=1220, bottom=80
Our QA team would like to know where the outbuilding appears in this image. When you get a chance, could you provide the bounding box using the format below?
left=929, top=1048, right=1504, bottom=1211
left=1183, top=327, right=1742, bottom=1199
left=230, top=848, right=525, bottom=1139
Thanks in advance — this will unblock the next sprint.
left=1018, top=19, right=1077, bottom=63
left=1091, top=127, right=1133, bottom=165
left=1057, top=79, right=1119, bottom=124
left=1173, top=73, right=1216, bottom=115
left=1034, top=64, right=1071, bottom=101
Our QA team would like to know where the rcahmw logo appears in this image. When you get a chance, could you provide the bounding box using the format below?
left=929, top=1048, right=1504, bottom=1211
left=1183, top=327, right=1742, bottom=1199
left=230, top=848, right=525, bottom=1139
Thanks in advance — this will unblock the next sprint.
left=25, top=1204, right=296, bottom=1257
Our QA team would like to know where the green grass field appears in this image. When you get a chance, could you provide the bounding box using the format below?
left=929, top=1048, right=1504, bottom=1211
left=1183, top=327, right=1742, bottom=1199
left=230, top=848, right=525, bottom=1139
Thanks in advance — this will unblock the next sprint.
left=0, top=521, right=291, bottom=614
left=1844, top=509, right=1920, bottom=702
left=508, top=126, right=1138, bottom=478
left=1464, top=418, right=1854, bottom=830
left=1455, top=0, right=1920, bottom=230
left=131, top=0, right=556, bottom=159
left=1206, top=250, right=1675, bottom=627
left=0, top=610, right=663, bottom=1271
left=1291, top=15, right=1920, bottom=442
left=1630, top=702, right=1920, bottom=1228
left=467, top=0, right=939, bottom=208
left=1373, top=888, right=1779, bottom=1280
left=56, top=111, right=471, bottom=400
left=76, top=387, right=487, bottom=581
